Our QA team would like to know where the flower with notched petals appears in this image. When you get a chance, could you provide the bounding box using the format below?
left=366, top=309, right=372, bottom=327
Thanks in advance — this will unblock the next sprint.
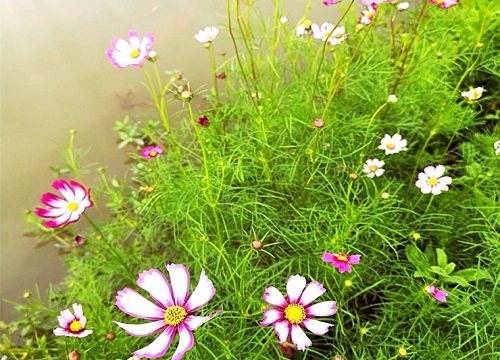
left=54, top=303, right=93, bottom=338
left=415, top=165, right=452, bottom=195
left=322, top=252, right=361, bottom=273
left=106, top=31, right=154, bottom=69
left=362, top=159, right=385, bottom=178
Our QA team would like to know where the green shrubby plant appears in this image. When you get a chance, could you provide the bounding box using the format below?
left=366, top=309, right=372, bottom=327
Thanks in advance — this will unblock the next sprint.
left=2, top=0, right=499, bottom=359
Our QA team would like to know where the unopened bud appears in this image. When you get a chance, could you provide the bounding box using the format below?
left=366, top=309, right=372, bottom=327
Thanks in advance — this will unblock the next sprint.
left=251, top=240, right=263, bottom=250
left=68, top=351, right=80, bottom=360
left=313, top=118, right=324, bottom=128
left=106, top=332, right=116, bottom=341
left=387, top=94, right=398, bottom=103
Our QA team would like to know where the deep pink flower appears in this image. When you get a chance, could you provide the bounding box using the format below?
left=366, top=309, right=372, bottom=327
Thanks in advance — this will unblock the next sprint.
left=35, top=180, right=93, bottom=228
left=106, top=31, right=154, bottom=69
left=141, top=145, right=163, bottom=159
left=75, top=236, right=85, bottom=246
left=321, top=252, right=361, bottom=273
left=260, top=275, right=337, bottom=351
left=216, top=72, right=227, bottom=79
left=425, top=285, right=448, bottom=302
left=429, top=0, right=459, bottom=8
left=54, top=303, right=93, bottom=338
left=197, top=116, right=210, bottom=127
left=114, top=264, right=220, bottom=359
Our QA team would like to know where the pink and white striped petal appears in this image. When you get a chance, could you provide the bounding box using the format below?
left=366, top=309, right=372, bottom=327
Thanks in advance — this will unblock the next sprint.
left=44, top=212, right=72, bottom=228
left=57, top=309, right=74, bottom=326
left=40, top=192, right=67, bottom=208
left=306, top=301, right=337, bottom=317
left=171, top=324, right=195, bottom=360
left=260, top=308, right=284, bottom=326
left=290, top=324, right=312, bottom=351
left=115, top=288, right=165, bottom=320
left=302, top=318, right=333, bottom=335
left=298, top=281, right=326, bottom=306
left=263, top=286, right=288, bottom=308
left=114, top=319, right=167, bottom=337
left=184, top=269, right=216, bottom=312
left=70, top=181, right=89, bottom=204
left=166, top=264, right=190, bottom=306
left=35, top=207, right=68, bottom=218
left=273, top=319, right=290, bottom=344
left=52, top=180, right=76, bottom=203
left=136, top=269, right=174, bottom=309
left=184, top=310, right=221, bottom=331
left=286, top=275, right=307, bottom=303
left=133, top=326, right=176, bottom=359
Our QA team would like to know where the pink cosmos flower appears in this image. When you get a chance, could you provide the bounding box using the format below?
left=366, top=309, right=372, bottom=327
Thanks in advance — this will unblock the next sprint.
left=358, top=4, right=377, bottom=25
left=54, top=303, right=93, bottom=338
left=424, top=285, right=448, bottom=302
left=141, top=145, right=163, bottom=159
left=429, top=0, right=459, bottom=9
left=321, top=252, right=361, bottom=273
left=260, top=275, right=337, bottom=351
left=106, top=31, right=154, bottom=69
left=415, top=165, right=452, bottom=195
left=35, top=180, right=93, bottom=228
left=323, top=0, right=342, bottom=5
left=114, top=264, right=221, bottom=359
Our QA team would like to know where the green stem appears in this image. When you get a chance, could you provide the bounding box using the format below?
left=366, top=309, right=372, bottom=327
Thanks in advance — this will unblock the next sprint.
left=67, top=130, right=80, bottom=181
left=143, top=67, right=171, bottom=135
left=253, top=329, right=276, bottom=360
left=360, top=102, right=389, bottom=163
left=208, top=44, right=221, bottom=105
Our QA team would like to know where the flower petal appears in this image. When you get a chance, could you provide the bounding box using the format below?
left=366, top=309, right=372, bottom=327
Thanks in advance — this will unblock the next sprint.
left=273, top=319, right=290, bottom=344
left=306, top=300, right=337, bottom=317
left=184, top=310, right=221, bottom=331
left=290, top=324, right=312, bottom=351
left=116, top=288, right=165, bottom=320
left=260, top=308, right=284, bottom=326
left=434, top=165, right=445, bottom=178
left=136, top=269, right=174, bottom=309
left=347, top=254, right=361, bottom=264
left=439, top=176, right=452, bottom=185
left=171, top=324, right=195, bottom=360
left=302, top=318, right=334, bottom=335
left=35, top=207, right=68, bottom=218
left=114, top=319, right=167, bottom=337
left=321, top=252, right=335, bottom=263
left=40, top=192, right=67, bottom=208
left=424, top=166, right=436, bottom=178
left=133, top=326, right=175, bottom=359
left=166, top=264, right=190, bottom=306
left=263, top=286, right=288, bottom=308
left=299, top=281, right=325, bottom=306
left=286, top=275, right=307, bottom=303
left=184, top=269, right=216, bottom=312
left=43, top=212, right=72, bottom=228
left=69, top=181, right=90, bottom=204
left=52, top=179, right=76, bottom=202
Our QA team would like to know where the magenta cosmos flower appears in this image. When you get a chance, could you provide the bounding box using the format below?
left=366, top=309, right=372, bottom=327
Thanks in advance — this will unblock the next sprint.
left=106, top=30, right=154, bottom=69
left=54, top=303, right=93, bottom=338
left=260, top=275, right=337, bottom=351
left=141, top=145, right=163, bottom=159
left=322, top=252, right=361, bottom=273
left=424, top=285, right=448, bottom=302
left=429, top=0, right=459, bottom=9
left=35, top=179, right=93, bottom=228
left=114, top=264, right=220, bottom=359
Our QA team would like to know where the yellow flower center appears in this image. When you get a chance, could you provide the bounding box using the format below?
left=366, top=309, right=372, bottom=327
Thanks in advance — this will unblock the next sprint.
left=337, top=255, right=348, bottom=262
left=69, top=319, right=83, bottom=333
left=386, top=143, right=395, bottom=149
left=436, top=0, right=444, bottom=4
left=164, top=305, right=187, bottom=326
left=149, top=151, right=157, bottom=157
left=369, top=166, right=377, bottom=172
left=130, top=49, right=140, bottom=58
left=284, top=304, right=306, bottom=324
left=303, top=20, right=312, bottom=28
left=472, top=89, right=480, bottom=99
left=67, top=202, right=79, bottom=212
left=427, top=177, right=438, bottom=186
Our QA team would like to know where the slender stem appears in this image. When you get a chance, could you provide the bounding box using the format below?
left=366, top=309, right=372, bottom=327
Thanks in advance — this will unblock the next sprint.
left=67, top=130, right=80, bottom=181
left=143, top=67, right=170, bottom=134
left=83, top=213, right=133, bottom=278
left=253, top=330, right=276, bottom=360
left=152, top=63, right=171, bottom=132
left=360, top=102, right=389, bottom=163
left=208, top=44, right=221, bottom=105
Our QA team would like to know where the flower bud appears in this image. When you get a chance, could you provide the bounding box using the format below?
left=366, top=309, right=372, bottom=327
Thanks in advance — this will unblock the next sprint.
left=349, top=173, right=358, bottom=179
left=387, top=94, right=398, bottom=103
left=106, top=332, right=116, bottom=341
left=313, top=118, right=325, bottom=128
left=251, top=240, right=263, bottom=250
left=197, top=116, right=210, bottom=127
left=68, top=351, right=80, bottom=360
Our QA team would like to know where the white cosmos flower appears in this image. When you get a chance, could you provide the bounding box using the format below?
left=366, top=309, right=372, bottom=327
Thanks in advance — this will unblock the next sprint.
left=378, top=133, right=408, bottom=155
left=194, top=27, right=219, bottom=44
left=494, top=140, right=500, bottom=155
left=296, top=20, right=313, bottom=37
left=461, top=87, right=484, bottom=101
left=312, top=22, right=346, bottom=46
left=362, top=159, right=385, bottom=178
left=397, top=2, right=410, bottom=10
left=415, top=165, right=452, bottom=195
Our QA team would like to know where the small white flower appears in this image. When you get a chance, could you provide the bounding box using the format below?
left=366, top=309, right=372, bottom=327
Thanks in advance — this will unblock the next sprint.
left=387, top=94, right=398, bottom=103
left=194, top=26, right=219, bottom=44
left=415, top=165, right=452, bottom=195
left=494, top=140, right=500, bottom=155
left=378, top=133, right=408, bottom=155
left=296, top=20, right=313, bottom=37
left=461, top=87, right=484, bottom=101
left=363, top=159, right=385, bottom=178
left=312, top=22, right=346, bottom=46
left=280, top=16, right=288, bottom=24
left=397, top=2, right=410, bottom=10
